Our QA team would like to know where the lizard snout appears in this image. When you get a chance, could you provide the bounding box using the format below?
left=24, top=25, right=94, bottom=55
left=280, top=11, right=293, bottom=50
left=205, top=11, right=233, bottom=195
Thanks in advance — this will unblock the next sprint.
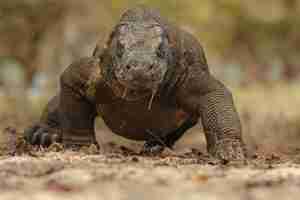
left=124, top=63, right=155, bottom=88
left=115, top=58, right=160, bottom=90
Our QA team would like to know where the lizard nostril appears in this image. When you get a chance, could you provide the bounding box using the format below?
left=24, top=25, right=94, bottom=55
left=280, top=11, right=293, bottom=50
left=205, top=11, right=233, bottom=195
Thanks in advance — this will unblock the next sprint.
left=149, top=64, right=154, bottom=70
left=126, top=65, right=131, bottom=70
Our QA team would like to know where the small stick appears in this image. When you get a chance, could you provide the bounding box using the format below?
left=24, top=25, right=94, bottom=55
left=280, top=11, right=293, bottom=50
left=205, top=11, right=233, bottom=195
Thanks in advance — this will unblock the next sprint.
left=122, top=87, right=128, bottom=99
left=147, top=89, right=157, bottom=110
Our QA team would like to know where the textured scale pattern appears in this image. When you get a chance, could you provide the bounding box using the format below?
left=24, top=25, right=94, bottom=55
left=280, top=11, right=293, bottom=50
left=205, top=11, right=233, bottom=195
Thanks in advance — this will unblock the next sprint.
left=199, top=89, right=244, bottom=160
left=24, top=6, right=246, bottom=162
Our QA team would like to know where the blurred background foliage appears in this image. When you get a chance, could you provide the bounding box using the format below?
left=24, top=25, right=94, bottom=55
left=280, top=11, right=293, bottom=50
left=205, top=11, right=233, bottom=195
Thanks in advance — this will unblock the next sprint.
left=0, top=0, right=300, bottom=153
left=1, top=0, right=300, bottom=93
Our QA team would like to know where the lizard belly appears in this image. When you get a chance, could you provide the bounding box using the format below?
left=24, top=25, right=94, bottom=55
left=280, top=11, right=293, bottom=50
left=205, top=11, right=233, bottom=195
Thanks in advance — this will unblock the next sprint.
left=97, top=99, right=189, bottom=141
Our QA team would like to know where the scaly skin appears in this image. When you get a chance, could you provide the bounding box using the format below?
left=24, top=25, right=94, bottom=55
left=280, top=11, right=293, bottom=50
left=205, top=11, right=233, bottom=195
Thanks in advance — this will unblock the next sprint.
left=24, top=6, right=246, bottom=162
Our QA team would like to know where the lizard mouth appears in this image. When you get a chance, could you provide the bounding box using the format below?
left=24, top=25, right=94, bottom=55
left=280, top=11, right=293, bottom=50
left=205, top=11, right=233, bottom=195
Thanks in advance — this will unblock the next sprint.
left=111, top=77, right=158, bottom=110
left=111, top=77, right=151, bottom=99
left=121, top=86, right=158, bottom=110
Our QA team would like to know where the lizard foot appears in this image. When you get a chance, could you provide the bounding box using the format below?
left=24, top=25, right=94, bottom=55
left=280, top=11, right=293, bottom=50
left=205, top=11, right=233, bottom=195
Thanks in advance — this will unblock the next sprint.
left=209, top=139, right=246, bottom=164
left=24, top=124, right=62, bottom=147
left=140, top=140, right=165, bottom=156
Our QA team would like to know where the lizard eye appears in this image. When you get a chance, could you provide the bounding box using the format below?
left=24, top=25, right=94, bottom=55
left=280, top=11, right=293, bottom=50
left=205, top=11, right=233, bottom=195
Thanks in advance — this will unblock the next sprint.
left=156, top=42, right=165, bottom=59
left=118, top=24, right=128, bottom=34
left=116, top=41, right=125, bottom=58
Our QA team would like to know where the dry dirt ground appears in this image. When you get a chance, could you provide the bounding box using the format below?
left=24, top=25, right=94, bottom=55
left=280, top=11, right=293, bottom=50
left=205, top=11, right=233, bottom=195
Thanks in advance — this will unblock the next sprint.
left=1, top=84, right=300, bottom=200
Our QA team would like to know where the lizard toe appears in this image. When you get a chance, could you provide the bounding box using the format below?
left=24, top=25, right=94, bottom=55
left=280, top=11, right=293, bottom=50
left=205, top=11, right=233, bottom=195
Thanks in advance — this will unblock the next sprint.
left=141, top=140, right=165, bottom=156
left=31, top=130, right=42, bottom=145
left=40, top=132, right=52, bottom=147
left=24, top=124, right=62, bottom=147
left=24, top=124, right=40, bottom=143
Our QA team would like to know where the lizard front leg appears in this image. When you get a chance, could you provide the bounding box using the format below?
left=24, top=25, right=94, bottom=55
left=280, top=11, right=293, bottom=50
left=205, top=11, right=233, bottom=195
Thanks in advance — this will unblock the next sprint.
left=177, top=69, right=246, bottom=162
left=24, top=95, right=62, bottom=146
left=25, top=57, right=100, bottom=147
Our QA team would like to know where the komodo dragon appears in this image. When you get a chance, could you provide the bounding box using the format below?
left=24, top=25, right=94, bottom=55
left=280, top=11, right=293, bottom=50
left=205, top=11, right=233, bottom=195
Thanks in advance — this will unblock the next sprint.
left=24, top=6, right=246, bottom=161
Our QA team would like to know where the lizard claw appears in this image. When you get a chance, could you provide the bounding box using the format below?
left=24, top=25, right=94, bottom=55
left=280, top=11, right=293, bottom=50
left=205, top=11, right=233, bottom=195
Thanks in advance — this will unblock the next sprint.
left=141, top=140, right=165, bottom=156
left=209, top=139, right=246, bottom=165
left=24, top=124, right=62, bottom=147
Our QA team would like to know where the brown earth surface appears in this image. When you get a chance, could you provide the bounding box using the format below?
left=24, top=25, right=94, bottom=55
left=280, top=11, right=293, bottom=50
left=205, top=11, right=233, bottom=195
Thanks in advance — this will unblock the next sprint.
left=1, top=84, right=300, bottom=200
left=1, top=145, right=300, bottom=200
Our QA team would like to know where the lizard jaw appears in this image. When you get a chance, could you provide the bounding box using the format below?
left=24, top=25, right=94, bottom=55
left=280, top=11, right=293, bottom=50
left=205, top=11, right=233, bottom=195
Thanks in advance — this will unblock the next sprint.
left=110, top=76, right=159, bottom=110
left=110, top=77, right=152, bottom=101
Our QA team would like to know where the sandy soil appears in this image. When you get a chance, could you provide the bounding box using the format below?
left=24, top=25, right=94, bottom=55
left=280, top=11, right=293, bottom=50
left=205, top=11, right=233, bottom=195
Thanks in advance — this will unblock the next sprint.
left=1, top=146, right=300, bottom=200
left=1, top=85, right=300, bottom=200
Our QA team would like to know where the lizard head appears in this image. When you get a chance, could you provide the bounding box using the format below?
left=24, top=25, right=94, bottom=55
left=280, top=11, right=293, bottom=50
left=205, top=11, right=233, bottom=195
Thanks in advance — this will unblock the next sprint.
left=105, top=7, right=172, bottom=101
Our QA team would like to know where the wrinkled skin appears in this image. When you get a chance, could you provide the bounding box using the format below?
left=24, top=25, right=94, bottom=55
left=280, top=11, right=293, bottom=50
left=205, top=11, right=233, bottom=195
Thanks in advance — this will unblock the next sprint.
left=113, top=22, right=168, bottom=92
left=24, top=6, right=246, bottom=162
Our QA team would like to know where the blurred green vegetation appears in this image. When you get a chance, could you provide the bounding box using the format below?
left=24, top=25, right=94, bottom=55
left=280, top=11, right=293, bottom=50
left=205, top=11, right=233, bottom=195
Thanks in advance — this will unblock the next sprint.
left=0, top=0, right=300, bottom=92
